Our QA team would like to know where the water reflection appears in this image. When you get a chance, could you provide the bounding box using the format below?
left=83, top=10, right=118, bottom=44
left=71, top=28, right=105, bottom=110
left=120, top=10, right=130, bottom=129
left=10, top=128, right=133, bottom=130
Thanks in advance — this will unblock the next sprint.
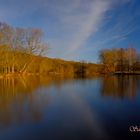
left=0, top=76, right=140, bottom=140
left=0, top=76, right=66, bottom=130
left=101, top=75, right=140, bottom=99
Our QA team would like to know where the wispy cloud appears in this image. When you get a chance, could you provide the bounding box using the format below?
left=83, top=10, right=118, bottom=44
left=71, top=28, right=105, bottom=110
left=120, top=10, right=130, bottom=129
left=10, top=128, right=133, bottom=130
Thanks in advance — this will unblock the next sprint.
left=46, top=0, right=133, bottom=59
left=0, top=0, right=139, bottom=62
left=44, top=0, right=111, bottom=58
left=46, top=0, right=112, bottom=58
left=0, top=0, right=42, bottom=22
left=88, top=0, right=140, bottom=50
left=65, top=0, right=111, bottom=53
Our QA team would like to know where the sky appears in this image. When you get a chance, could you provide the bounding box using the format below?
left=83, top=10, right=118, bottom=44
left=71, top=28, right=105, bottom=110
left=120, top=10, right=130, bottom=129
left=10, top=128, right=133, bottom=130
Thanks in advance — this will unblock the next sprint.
left=0, top=0, right=140, bottom=63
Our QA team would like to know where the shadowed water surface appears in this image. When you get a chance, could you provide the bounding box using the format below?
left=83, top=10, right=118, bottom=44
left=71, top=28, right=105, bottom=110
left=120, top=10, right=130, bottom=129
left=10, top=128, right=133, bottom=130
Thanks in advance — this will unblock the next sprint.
left=0, top=75, right=140, bottom=140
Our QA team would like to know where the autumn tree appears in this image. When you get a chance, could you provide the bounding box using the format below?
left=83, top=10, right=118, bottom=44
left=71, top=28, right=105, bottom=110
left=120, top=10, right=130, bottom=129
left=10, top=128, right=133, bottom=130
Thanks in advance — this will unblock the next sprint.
left=126, top=47, right=136, bottom=71
left=99, top=47, right=137, bottom=74
left=0, top=22, right=47, bottom=75
left=99, top=49, right=117, bottom=73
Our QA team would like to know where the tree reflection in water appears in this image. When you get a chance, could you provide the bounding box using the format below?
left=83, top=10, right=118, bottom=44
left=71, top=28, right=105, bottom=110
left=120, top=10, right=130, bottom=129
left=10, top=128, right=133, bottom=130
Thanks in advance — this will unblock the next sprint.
left=101, top=75, right=140, bottom=99
left=0, top=75, right=140, bottom=140
left=0, top=76, right=66, bottom=130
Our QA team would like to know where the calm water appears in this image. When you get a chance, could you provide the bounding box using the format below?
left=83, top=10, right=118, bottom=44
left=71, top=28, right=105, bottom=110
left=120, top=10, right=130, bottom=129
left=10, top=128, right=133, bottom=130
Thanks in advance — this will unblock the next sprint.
left=0, top=75, right=140, bottom=140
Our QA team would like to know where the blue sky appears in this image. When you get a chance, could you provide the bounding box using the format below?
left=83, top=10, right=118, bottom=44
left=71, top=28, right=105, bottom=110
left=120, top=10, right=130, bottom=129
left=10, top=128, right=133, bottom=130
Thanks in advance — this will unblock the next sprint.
left=0, top=0, right=140, bottom=63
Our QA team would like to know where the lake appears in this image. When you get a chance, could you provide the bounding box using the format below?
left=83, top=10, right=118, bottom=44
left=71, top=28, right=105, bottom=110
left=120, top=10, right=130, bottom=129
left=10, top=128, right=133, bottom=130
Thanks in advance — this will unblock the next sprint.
left=0, top=75, right=140, bottom=140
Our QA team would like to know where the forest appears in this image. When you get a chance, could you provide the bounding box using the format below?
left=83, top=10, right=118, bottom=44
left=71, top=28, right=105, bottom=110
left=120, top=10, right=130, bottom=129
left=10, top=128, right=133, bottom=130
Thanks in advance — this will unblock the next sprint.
left=0, top=22, right=99, bottom=78
left=99, top=47, right=140, bottom=74
left=1, top=22, right=140, bottom=78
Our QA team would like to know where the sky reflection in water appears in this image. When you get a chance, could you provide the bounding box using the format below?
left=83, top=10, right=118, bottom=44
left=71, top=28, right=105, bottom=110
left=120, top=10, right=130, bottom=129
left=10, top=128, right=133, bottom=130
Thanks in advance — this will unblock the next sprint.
left=0, top=75, right=140, bottom=140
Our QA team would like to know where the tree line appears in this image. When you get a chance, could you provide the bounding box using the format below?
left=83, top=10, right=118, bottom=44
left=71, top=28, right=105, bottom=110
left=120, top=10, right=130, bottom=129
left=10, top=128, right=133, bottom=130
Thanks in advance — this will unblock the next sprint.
left=99, top=47, right=140, bottom=74
left=0, top=22, right=100, bottom=78
left=0, top=22, right=47, bottom=75
left=2, top=22, right=139, bottom=77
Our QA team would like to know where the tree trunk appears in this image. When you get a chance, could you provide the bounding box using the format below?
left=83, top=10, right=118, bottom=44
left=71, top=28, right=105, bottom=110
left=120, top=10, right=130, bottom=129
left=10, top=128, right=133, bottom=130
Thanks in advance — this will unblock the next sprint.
left=12, top=64, right=15, bottom=73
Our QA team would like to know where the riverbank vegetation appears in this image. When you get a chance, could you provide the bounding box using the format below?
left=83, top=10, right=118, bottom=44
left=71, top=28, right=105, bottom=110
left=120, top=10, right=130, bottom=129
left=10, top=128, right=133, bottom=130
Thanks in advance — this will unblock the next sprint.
left=99, top=47, right=140, bottom=74
left=1, top=22, right=140, bottom=78
left=0, top=22, right=100, bottom=78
